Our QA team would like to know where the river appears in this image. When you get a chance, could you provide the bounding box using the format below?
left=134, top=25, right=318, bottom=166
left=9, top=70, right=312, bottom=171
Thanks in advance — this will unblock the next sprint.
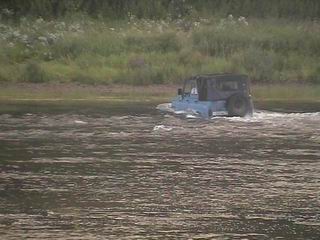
left=0, top=102, right=319, bottom=239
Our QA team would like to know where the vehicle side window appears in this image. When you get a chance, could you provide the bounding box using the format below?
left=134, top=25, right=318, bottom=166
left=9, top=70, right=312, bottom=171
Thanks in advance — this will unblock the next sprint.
left=184, top=80, right=197, bottom=95
left=217, top=80, right=239, bottom=91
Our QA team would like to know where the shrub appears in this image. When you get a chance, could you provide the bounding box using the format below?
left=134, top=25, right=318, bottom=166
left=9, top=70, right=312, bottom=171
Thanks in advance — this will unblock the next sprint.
left=125, top=32, right=180, bottom=53
left=0, top=73, right=8, bottom=82
left=115, top=66, right=165, bottom=85
left=151, top=32, right=180, bottom=52
left=178, top=49, right=205, bottom=66
left=52, top=37, right=85, bottom=59
left=127, top=55, right=146, bottom=69
left=309, top=65, right=320, bottom=84
left=23, top=62, right=49, bottom=83
left=193, top=26, right=249, bottom=57
left=236, top=48, right=276, bottom=82
left=71, top=73, right=103, bottom=85
left=129, top=68, right=155, bottom=85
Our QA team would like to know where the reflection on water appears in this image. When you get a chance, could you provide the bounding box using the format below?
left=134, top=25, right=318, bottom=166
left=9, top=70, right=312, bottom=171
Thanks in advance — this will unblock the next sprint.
left=0, top=103, right=319, bottom=239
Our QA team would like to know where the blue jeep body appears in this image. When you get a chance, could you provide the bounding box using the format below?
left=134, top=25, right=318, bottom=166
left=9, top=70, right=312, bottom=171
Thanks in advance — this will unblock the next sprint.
left=171, top=74, right=254, bottom=118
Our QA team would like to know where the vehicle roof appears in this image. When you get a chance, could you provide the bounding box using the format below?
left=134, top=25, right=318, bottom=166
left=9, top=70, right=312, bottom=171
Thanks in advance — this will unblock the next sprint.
left=189, top=73, right=248, bottom=81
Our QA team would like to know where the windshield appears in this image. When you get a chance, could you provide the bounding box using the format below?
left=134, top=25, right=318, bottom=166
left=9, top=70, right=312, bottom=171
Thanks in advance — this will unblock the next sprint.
left=184, top=79, right=198, bottom=95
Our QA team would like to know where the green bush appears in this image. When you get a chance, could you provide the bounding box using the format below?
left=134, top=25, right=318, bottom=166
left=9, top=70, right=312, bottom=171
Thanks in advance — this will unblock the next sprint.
left=151, top=32, right=181, bottom=52
left=120, top=66, right=165, bottom=85
left=309, top=66, right=320, bottom=84
left=52, top=37, right=85, bottom=59
left=240, top=48, right=276, bottom=82
left=0, top=73, right=8, bottom=82
left=22, top=62, right=49, bottom=83
left=71, top=73, right=104, bottom=85
left=193, top=27, right=249, bottom=57
left=125, top=32, right=180, bottom=53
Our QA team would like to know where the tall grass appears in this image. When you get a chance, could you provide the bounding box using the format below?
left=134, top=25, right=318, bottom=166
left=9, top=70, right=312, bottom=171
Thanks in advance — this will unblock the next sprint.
left=0, top=15, right=320, bottom=85
left=1, top=0, right=320, bottom=20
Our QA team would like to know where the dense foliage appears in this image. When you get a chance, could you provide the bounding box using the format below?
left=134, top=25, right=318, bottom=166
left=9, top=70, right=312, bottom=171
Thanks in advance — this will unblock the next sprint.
left=1, top=0, right=320, bottom=20
left=0, top=1, right=320, bottom=85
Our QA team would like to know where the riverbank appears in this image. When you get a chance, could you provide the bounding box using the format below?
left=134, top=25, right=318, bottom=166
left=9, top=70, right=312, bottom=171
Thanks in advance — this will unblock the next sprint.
left=1, top=16, right=320, bottom=86
left=0, top=83, right=174, bottom=101
left=0, top=83, right=319, bottom=113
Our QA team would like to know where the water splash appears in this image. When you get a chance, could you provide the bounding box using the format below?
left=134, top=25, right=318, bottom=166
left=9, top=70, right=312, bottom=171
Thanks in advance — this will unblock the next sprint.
left=153, top=125, right=173, bottom=131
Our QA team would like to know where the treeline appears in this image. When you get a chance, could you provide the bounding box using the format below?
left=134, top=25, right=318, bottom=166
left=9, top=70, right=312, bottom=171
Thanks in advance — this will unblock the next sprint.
left=1, top=0, right=320, bottom=20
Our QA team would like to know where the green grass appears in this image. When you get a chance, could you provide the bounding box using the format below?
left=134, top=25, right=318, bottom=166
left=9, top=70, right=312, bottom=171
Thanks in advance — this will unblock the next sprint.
left=252, top=84, right=320, bottom=101
left=0, top=16, right=320, bottom=85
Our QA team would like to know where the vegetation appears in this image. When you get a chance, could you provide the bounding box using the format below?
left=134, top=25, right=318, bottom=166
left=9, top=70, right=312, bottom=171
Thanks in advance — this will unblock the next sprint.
left=1, top=1, right=320, bottom=20
left=0, top=1, right=320, bottom=85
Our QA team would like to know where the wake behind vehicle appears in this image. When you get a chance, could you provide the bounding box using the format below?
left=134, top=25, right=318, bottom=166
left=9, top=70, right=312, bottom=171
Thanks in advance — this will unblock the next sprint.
left=171, top=74, right=254, bottom=118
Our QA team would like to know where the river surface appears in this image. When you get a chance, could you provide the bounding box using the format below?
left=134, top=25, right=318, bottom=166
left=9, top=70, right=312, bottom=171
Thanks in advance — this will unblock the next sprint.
left=0, top=102, right=319, bottom=239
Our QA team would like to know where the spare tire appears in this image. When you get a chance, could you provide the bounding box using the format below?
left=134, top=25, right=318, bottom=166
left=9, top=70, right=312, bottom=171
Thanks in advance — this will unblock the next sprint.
left=226, top=94, right=250, bottom=117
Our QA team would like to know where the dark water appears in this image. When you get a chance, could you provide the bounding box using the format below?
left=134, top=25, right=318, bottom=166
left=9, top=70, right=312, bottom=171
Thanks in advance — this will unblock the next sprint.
left=0, top=103, right=319, bottom=239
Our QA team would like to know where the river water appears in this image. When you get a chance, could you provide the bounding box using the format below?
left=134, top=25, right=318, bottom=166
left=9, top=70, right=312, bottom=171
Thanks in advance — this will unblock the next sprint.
left=0, top=103, right=319, bottom=239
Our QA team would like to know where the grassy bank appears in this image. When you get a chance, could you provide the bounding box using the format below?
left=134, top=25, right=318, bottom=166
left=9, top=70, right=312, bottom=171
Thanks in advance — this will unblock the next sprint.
left=0, top=83, right=319, bottom=114
left=1, top=16, right=320, bottom=85
left=0, top=83, right=319, bottom=102
left=0, top=83, right=175, bottom=102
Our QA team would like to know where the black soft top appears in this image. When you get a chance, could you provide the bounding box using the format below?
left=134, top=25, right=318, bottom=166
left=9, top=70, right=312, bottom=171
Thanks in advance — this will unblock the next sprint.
left=190, top=73, right=249, bottom=81
left=184, top=74, right=250, bottom=101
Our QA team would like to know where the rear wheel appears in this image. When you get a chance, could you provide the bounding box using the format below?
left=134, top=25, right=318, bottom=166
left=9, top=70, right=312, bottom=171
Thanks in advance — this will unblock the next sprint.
left=227, top=94, right=250, bottom=117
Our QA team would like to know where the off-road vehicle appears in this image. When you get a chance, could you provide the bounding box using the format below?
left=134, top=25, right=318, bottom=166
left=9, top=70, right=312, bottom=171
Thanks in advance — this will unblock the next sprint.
left=171, top=74, right=254, bottom=118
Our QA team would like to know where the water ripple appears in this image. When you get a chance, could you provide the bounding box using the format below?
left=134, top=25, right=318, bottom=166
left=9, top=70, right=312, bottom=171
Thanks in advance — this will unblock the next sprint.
left=0, top=107, right=319, bottom=239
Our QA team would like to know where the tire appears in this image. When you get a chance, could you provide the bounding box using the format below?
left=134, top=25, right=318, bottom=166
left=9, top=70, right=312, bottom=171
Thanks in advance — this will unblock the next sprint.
left=226, top=94, right=250, bottom=117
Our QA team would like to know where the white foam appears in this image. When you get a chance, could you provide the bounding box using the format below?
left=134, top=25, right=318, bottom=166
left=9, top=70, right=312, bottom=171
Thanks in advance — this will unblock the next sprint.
left=74, top=120, right=88, bottom=124
left=156, top=103, right=174, bottom=112
left=157, top=103, right=320, bottom=127
left=153, top=125, right=173, bottom=131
